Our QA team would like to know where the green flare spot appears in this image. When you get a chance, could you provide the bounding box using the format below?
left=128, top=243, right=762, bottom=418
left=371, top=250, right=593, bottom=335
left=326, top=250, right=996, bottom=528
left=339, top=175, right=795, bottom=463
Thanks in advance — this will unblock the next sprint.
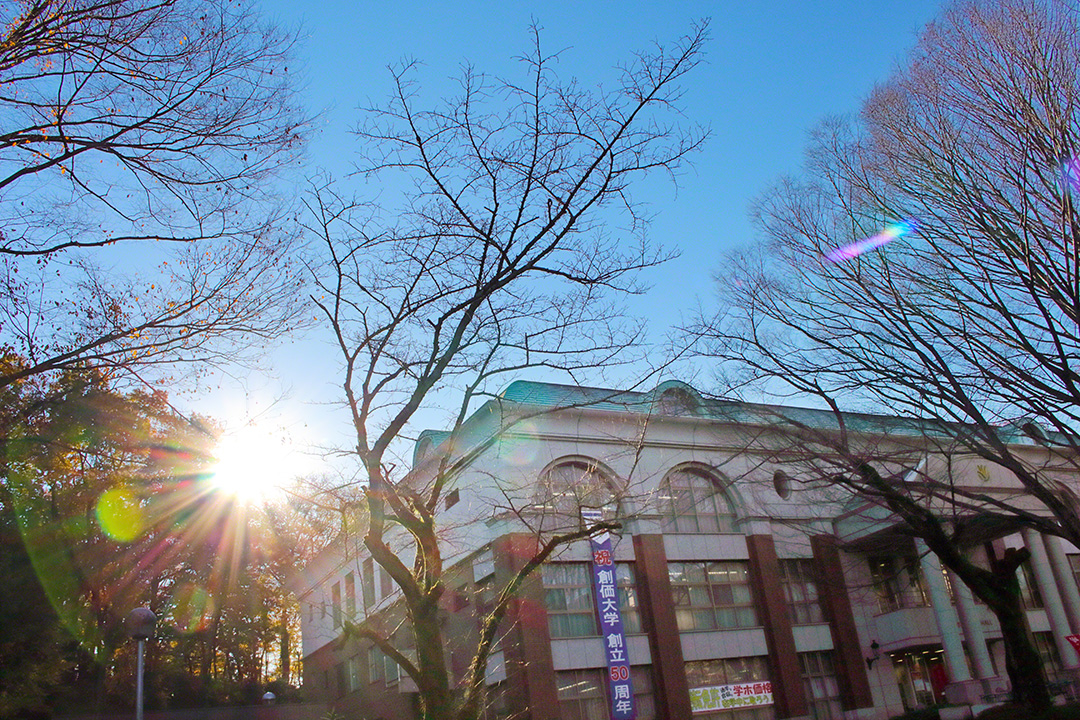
left=95, top=487, right=144, bottom=543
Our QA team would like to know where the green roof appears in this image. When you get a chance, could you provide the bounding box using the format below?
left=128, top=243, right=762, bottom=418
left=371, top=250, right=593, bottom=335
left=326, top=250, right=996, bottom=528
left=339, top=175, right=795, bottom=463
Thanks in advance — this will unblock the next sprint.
left=412, top=379, right=1045, bottom=468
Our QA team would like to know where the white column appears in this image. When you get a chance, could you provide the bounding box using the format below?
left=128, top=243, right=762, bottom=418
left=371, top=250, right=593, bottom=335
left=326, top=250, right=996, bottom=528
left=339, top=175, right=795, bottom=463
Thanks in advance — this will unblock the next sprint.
left=948, top=568, right=995, bottom=679
left=1044, top=535, right=1080, bottom=634
left=917, top=539, right=972, bottom=682
left=1023, top=528, right=1079, bottom=668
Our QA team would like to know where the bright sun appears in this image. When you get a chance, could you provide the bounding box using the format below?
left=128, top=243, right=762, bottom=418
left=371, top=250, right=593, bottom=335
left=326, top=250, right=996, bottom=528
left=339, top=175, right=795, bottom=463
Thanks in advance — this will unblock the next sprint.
left=209, top=423, right=313, bottom=502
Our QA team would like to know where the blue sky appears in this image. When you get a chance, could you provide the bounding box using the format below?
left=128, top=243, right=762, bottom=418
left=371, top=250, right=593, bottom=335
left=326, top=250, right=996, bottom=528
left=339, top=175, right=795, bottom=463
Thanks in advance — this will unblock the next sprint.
left=200, top=0, right=946, bottom=472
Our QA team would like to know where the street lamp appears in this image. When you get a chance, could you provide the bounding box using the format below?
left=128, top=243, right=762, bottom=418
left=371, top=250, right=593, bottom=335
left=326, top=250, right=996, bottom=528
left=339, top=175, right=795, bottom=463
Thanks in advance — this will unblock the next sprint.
left=127, top=608, right=156, bottom=720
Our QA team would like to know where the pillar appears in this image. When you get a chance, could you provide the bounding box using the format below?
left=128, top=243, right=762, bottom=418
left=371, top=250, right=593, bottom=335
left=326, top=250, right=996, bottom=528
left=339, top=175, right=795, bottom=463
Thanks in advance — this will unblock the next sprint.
left=948, top=568, right=995, bottom=680
left=1044, top=535, right=1080, bottom=637
left=810, top=535, right=873, bottom=710
left=916, top=539, right=971, bottom=682
left=632, top=534, right=692, bottom=720
left=1023, top=528, right=1079, bottom=668
left=746, top=535, right=808, bottom=719
left=492, top=534, right=560, bottom=720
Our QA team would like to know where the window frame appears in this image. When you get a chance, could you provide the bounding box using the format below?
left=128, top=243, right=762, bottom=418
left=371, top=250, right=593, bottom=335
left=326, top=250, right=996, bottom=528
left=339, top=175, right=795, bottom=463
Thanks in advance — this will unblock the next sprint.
left=536, top=460, right=620, bottom=530
left=543, top=562, right=598, bottom=638
left=868, top=555, right=929, bottom=614
left=543, top=561, right=641, bottom=638
left=362, top=558, right=375, bottom=609
left=554, top=667, right=657, bottom=720
left=668, top=560, right=758, bottom=632
left=659, top=468, right=736, bottom=534
left=799, top=650, right=842, bottom=720
left=684, top=656, right=773, bottom=720
left=778, top=558, right=824, bottom=626
left=345, top=571, right=357, bottom=619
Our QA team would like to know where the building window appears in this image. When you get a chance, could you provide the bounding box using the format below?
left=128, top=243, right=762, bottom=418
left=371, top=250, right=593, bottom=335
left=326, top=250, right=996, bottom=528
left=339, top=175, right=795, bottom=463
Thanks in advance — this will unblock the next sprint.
left=868, top=555, right=928, bottom=613
left=335, top=661, right=347, bottom=698
left=346, top=572, right=356, bottom=620
left=380, top=566, right=393, bottom=599
left=1033, top=631, right=1063, bottom=676
left=773, top=470, right=792, bottom=499
left=362, top=558, right=375, bottom=609
left=537, top=461, right=618, bottom=530
left=617, top=563, right=642, bottom=634
left=669, top=561, right=757, bottom=631
left=557, top=669, right=606, bottom=720
left=941, top=566, right=955, bottom=604
left=554, top=668, right=657, bottom=720
left=347, top=655, right=363, bottom=693
left=685, top=657, right=772, bottom=720
left=1019, top=560, right=1044, bottom=609
left=544, top=563, right=598, bottom=638
left=484, top=681, right=511, bottom=720
left=384, top=649, right=400, bottom=685
left=543, top=562, right=640, bottom=638
left=800, top=651, right=842, bottom=720
left=779, top=559, right=823, bottom=625
left=1069, top=554, right=1080, bottom=589
left=631, top=666, right=657, bottom=720
left=332, top=582, right=342, bottom=629
left=368, top=646, right=383, bottom=684
left=659, top=468, right=736, bottom=534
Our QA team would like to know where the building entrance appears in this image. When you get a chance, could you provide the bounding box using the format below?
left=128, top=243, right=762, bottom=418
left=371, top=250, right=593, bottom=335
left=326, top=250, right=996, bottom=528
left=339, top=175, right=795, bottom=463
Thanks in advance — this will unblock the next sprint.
left=891, top=648, right=948, bottom=711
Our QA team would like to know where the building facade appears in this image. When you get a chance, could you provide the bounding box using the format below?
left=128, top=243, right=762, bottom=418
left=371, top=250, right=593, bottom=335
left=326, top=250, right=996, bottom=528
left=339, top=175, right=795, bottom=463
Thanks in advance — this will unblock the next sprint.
left=291, top=380, right=1080, bottom=720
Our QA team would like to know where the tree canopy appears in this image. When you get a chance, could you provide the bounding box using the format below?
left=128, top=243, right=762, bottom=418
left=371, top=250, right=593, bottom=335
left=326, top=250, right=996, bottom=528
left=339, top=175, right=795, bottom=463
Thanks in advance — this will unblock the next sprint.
left=698, top=0, right=1080, bottom=708
left=702, top=0, right=1080, bottom=548
left=0, top=366, right=331, bottom=715
left=0, top=0, right=308, bottom=390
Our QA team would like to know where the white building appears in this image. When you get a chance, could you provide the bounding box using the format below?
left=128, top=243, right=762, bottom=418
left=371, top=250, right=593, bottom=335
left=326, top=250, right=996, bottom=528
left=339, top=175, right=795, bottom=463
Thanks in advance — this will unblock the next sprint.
left=292, top=380, right=1080, bottom=720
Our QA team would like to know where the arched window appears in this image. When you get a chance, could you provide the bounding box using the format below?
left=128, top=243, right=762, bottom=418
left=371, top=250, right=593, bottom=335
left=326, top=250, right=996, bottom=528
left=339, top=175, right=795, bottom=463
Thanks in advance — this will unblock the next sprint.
left=657, top=387, right=696, bottom=415
left=659, top=467, right=736, bottom=534
left=536, top=461, right=618, bottom=528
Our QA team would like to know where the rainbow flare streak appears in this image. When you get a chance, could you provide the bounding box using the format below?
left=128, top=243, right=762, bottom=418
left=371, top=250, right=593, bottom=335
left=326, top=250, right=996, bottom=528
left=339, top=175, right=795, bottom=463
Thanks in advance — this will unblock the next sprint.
left=824, top=220, right=917, bottom=262
left=1065, top=157, right=1080, bottom=196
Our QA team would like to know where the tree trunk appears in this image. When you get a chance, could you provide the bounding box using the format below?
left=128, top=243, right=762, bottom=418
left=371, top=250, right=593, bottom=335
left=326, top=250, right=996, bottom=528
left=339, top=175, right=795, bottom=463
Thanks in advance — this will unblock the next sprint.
left=961, top=548, right=1051, bottom=711
left=412, top=598, right=453, bottom=720
left=280, top=626, right=290, bottom=686
left=994, top=597, right=1050, bottom=710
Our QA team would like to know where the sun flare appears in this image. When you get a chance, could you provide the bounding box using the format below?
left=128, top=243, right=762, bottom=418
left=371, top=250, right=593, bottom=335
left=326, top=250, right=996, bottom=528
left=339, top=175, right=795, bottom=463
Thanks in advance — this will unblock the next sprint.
left=209, top=423, right=312, bottom=502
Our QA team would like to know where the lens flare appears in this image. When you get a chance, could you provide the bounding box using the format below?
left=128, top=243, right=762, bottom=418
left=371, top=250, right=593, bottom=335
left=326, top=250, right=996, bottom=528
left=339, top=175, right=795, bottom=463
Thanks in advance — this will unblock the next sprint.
left=824, top=220, right=917, bottom=263
left=96, top=487, right=145, bottom=542
left=498, top=421, right=541, bottom=467
left=1064, top=157, right=1080, bottom=197
left=171, top=583, right=215, bottom=633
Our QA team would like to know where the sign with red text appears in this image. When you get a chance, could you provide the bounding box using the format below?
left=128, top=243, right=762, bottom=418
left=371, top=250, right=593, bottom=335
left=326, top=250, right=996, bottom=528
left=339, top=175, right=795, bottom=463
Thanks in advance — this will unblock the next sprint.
left=689, top=682, right=774, bottom=713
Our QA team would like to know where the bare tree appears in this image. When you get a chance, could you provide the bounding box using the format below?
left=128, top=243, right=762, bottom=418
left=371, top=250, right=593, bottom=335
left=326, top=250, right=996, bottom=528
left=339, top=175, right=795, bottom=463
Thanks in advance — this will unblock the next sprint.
left=0, top=0, right=307, bottom=389
left=305, top=24, right=707, bottom=720
left=696, top=0, right=1080, bottom=710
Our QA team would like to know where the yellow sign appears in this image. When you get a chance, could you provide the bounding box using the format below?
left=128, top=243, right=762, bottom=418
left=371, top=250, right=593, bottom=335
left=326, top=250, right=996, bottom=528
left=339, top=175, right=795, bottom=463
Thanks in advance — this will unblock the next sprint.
left=689, top=682, right=774, bottom=713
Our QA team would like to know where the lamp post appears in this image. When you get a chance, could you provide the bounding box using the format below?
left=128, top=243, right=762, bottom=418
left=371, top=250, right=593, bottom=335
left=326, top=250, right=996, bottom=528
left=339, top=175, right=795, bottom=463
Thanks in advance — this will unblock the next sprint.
left=127, top=608, right=156, bottom=720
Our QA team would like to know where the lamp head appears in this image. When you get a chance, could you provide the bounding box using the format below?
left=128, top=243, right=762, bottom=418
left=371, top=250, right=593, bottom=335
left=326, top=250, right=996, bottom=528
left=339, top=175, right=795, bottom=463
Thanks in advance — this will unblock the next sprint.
left=128, top=607, right=157, bottom=640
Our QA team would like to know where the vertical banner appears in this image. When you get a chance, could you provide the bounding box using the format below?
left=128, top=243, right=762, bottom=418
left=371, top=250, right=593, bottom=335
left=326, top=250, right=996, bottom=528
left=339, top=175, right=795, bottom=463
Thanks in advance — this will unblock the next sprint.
left=582, top=509, right=635, bottom=720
